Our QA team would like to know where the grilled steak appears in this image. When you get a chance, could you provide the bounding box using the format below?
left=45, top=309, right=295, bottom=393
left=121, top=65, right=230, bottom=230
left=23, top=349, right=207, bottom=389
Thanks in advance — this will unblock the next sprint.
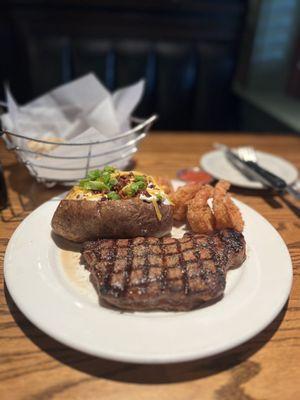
left=83, top=229, right=246, bottom=311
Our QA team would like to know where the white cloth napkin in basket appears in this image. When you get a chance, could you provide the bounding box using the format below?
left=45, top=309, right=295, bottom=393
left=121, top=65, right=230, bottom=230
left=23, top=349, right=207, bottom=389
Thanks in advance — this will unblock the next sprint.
left=1, top=73, right=145, bottom=183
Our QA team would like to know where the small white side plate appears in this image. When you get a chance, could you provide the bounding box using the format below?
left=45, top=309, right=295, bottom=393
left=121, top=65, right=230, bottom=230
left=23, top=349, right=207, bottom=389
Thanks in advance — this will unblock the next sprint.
left=201, top=149, right=298, bottom=189
left=4, top=193, right=293, bottom=363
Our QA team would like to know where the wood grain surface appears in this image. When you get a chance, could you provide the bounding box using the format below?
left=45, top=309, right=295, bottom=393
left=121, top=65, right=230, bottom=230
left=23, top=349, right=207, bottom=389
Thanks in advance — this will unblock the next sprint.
left=0, top=133, right=300, bottom=400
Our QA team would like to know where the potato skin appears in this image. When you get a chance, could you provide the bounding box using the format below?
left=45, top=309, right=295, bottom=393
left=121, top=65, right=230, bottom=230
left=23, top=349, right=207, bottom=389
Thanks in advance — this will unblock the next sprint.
left=51, top=198, right=174, bottom=242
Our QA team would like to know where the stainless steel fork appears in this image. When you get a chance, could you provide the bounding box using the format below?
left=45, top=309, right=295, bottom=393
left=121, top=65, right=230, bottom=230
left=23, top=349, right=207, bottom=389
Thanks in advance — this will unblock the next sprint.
left=237, top=146, right=300, bottom=201
left=237, top=146, right=258, bottom=163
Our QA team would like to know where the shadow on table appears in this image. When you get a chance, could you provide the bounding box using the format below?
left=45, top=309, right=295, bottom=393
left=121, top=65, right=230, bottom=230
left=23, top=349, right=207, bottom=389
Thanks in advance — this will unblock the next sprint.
left=229, top=186, right=300, bottom=218
left=5, top=284, right=288, bottom=384
left=1, top=163, right=65, bottom=222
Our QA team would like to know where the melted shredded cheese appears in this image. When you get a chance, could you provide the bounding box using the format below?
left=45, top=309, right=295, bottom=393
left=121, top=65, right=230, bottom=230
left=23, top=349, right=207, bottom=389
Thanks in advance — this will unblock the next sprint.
left=152, top=198, right=162, bottom=221
left=66, top=187, right=103, bottom=201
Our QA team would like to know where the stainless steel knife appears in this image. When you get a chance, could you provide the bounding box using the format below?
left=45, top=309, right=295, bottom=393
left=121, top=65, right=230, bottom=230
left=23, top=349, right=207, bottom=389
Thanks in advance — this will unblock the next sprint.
left=214, top=143, right=300, bottom=201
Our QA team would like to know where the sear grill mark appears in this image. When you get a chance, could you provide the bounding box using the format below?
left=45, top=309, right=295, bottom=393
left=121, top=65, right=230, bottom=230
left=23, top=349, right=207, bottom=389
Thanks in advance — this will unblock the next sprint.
left=175, top=239, right=190, bottom=295
left=83, top=229, right=246, bottom=311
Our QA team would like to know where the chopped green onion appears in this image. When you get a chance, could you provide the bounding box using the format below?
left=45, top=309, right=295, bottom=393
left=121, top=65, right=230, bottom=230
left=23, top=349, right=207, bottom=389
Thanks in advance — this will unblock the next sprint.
left=123, top=180, right=146, bottom=196
left=107, top=191, right=120, bottom=200
left=79, top=178, right=90, bottom=187
left=102, top=171, right=111, bottom=185
left=85, top=166, right=116, bottom=181
left=82, top=181, right=109, bottom=191
left=134, top=180, right=147, bottom=190
left=103, top=166, right=116, bottom=173
left=130, top=183, right=140, bottom=193
left=108, top=178, right=118, bottom=188
left=87, top=170, right=101, bottom=180
left=134, top=175, right=146, bottom=182
left=122, top=185, right=134, bottom=197
left=156, top=193, right=163, bottom=201
left=79, top=166, right=124, bottom=192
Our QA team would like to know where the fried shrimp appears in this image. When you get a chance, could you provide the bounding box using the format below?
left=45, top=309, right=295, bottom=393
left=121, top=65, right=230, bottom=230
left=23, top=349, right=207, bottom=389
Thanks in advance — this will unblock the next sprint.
left=213, top=180, right=244, bottom=232
left=171, top=179, right=244, bottom=233
left=186, top=185, right=215, bottom=233
left=171, top=182, right=204, bottom=221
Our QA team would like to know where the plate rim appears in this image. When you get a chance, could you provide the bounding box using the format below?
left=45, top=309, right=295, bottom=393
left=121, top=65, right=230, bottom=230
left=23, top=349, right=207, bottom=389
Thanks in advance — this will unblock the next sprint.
left=4, top=195, right=293, bottom=364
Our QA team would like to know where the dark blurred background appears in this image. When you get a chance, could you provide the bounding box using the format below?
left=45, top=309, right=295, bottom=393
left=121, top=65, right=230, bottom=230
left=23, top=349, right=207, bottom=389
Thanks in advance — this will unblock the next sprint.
left=1, top=0, right=299, bottom=132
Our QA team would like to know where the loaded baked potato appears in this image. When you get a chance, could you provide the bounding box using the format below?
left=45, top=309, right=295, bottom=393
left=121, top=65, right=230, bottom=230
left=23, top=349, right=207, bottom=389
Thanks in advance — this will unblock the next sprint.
left=51, top=166, right=174, bottom=242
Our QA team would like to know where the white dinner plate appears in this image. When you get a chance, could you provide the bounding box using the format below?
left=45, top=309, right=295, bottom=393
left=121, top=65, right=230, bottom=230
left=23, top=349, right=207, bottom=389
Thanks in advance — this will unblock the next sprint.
left=201, top=149, right=298, bottom=189
left=4, top=188, right=293, bottom=364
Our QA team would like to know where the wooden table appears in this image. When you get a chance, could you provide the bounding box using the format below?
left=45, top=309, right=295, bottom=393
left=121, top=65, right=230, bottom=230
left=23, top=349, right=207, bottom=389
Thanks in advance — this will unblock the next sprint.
left=1, top=133, right=300, bottom=400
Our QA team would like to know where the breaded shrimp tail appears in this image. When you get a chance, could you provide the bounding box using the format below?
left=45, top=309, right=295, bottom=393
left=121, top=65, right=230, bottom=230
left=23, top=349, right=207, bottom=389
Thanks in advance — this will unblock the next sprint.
left=171, top=182, right=204, bottom=221
left=213, top=180, right=244, bottom=232
left=187, top=185, right=215, bottom=233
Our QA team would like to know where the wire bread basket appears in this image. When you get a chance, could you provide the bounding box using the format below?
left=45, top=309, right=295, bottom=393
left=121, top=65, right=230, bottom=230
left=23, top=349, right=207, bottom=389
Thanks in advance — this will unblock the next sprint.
left=0, top=115, right=157, bottom=187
